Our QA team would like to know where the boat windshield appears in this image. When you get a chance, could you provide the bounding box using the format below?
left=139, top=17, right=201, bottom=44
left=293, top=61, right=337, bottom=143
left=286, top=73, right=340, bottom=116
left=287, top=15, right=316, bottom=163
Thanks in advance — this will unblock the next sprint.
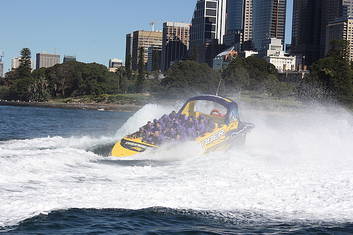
left=181, top=100, right=228, bottom=124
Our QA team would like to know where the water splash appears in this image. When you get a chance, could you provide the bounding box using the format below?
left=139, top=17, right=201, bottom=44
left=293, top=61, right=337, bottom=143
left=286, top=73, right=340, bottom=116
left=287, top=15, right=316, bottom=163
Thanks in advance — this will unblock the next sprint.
left=0, top=102, right=353, bottom=228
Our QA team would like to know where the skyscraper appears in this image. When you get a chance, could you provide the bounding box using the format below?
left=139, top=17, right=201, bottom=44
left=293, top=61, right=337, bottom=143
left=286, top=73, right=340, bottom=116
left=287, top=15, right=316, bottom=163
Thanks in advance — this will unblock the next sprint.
left=291, top=0, right=322, bottom=65
left=125, top=33, right=133, bottom=70
left=223, top=0, right=253, bottom=47
left=131, top=30, right=163, bottom=70
left=326, top=17, right=353, bottom=61
left=190, top=0, right=227, bottom=64
left=190, top=0, right=226, bottom=45
left=343, top=0, right=353, bottom=17
left=11, top=57, right=21, bottom=70
left=161, top=22, right=191, bottom=72
left=36, top=53, right=60, bottom=69
left=11, top=57, right=33, bottom=70
left=147, top=46, right=162, bottom=72
left=292, top=0, right=350, bottom=65
left=252, top=0, right=286, bottom=51
left=0, top=62, right=3, bottom=78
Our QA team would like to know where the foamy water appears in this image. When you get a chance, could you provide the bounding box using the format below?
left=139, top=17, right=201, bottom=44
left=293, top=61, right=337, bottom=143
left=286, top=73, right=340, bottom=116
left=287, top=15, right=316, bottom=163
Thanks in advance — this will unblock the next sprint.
left=1, top=103, right=353, bottom=227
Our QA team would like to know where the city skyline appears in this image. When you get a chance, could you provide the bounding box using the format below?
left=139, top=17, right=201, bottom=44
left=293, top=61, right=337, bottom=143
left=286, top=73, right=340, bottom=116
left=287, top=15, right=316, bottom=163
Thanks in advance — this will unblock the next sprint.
left=0, top=0, right=293, bottom=73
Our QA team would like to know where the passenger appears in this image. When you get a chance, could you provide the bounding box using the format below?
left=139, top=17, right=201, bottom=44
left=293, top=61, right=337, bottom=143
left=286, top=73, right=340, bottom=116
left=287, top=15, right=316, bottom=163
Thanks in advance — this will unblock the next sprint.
left=142, top=131, right=153, bottom=144
left=144, top=121, right=153, bottom=132
left=196, top=118, right=207, bottom=136
left=206, top=119, right=216, bottom=132
left=168, top=111, right=177, bottom=121
left=155, top=122, right=162, bottom=131
left=153, top=131, right=163, bottom=145
left=136, top=127, right=145, bottom=138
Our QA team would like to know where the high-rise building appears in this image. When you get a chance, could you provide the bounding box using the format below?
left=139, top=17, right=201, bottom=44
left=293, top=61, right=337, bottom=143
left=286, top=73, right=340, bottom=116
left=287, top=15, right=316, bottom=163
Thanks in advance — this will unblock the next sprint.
left=252, top=0, right=286, bottom=51
left=11, top=57, right=33, bottom=70
left=36, top=53, right=60, bottom=69
left=63, top=56, right=76, bottom=63
left=125, top=33, right=133, bottom=69
left=292, top=0, right=352, bottom=65
left=190, top=0, right=227, bottom=45
left=343, top=0, right=353, bottom=17
left=190, top=0, right=227, bottom=65
left=0, top=62, right=3, bottom=78
left=147, top=46, right=162, bottom=72
left=0, top=52, right=3, bottom=78
left=108, top=58, right=123, bottom=72
left=11, top=57, right=21, bottom=70
left=131, top=30, right=163, bottom=70
left=223, top=0, right=253, bottom=47
left=320, top=0, right=343, bottom=57
left=291, top=0, right=322, bottom=65
left=326, top=17, right=353, bottom=61
left=161, top=22, right=191, bottom=72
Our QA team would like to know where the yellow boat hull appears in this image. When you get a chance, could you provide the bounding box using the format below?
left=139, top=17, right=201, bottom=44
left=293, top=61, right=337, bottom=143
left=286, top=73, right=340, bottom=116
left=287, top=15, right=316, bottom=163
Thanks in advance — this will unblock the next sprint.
left=111, top=121, right=251, bottom=158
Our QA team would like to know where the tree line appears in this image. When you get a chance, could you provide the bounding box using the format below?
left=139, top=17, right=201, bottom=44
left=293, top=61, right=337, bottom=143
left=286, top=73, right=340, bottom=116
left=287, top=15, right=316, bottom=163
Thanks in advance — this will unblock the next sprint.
left=1, top=42, right=352, bottom=108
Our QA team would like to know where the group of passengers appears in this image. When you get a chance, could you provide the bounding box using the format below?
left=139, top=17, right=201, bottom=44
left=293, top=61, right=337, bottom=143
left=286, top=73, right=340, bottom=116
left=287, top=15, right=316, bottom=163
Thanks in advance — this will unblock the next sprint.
left=129, top=111, right=216, bottom=145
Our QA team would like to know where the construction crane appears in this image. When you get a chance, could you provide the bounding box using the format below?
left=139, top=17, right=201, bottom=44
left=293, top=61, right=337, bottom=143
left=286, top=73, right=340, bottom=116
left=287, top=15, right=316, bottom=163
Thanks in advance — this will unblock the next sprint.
left=0, top=51, right=4, bottom=62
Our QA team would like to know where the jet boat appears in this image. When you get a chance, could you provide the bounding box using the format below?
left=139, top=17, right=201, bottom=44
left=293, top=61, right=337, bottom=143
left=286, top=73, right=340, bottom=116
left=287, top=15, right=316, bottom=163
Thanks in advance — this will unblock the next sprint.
left=111, top=95, right=254, bottom=157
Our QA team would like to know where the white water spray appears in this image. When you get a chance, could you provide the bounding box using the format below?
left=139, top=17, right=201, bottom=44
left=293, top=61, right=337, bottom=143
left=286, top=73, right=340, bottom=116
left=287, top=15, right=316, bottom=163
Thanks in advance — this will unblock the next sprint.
left=0, top=102, right=353, bottom=228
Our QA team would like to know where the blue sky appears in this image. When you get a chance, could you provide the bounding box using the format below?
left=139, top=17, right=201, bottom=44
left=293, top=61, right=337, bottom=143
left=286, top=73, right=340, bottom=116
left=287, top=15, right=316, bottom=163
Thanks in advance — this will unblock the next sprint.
left=0, top=0, right=293, bottom=72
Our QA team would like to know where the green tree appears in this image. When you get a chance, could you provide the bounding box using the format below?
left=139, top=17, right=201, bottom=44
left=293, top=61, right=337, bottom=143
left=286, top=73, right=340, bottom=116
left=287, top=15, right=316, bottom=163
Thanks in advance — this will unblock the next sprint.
left=327, top=40, right=350, bottom=60
left=222, top=57, right=250, bottom=91
left=17, top=48, right=32, bottom=78
left=161, top=60, right=220, bottom=96
left=152, top=51, right=161, bottom=71
left=299, top=40, right=353, bottom=104
left=125, top=54, right=132, bottom=79
left=116, top=67, right=128, bottom=93
left=222, top=56, right=285, bottom=95
left=135, top=47, right=145, bottom=92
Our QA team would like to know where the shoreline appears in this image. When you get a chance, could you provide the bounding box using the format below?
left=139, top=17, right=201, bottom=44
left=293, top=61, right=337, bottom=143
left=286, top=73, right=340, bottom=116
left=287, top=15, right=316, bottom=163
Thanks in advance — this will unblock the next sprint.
left=0, top=100, right=142, bottom=112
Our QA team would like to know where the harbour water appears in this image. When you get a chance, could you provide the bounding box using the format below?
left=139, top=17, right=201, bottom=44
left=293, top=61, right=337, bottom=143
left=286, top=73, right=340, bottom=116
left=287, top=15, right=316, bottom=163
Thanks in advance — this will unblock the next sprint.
left=1, top=103, right=353, bottom=234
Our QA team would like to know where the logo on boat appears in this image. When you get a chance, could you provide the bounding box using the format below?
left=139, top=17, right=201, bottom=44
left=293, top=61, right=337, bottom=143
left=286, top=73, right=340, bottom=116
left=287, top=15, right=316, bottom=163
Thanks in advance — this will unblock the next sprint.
left=202, top=130, right=225, bottom=147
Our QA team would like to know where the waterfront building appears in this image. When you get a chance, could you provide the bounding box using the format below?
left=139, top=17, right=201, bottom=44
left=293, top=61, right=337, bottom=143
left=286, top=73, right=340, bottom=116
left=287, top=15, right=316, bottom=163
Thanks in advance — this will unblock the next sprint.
left=36, top=53, right=60, bottom=69
left=131, top=30, right=162, bottom=70
left=108, top=58, right=123, bottom=72
left=212, top=46, right=238, bottom=70
left=161, top=22, right=191, bottom=72
left=223, top=0, right=253, bottom=47
left=326, top=17, right=353, bottom=61
left=125, top=33, right=133, bottom=69
left=252, top=0, right=286, bottom=51
left=147, top=46, right=162, bottom=72
left=63, top=56, right=76, bottom=63
left=190, top=0, right=227, bottom=65
left=261, top=38, right=296, bottom=72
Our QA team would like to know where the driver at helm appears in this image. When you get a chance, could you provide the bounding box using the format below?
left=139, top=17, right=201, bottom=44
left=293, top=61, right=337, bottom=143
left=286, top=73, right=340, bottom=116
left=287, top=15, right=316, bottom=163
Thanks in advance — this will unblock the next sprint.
left=210, top=109, right=225, bottom=118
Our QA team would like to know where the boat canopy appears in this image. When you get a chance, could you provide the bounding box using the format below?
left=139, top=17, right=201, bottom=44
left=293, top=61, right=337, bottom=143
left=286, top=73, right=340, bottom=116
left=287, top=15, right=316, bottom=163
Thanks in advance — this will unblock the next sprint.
left=178, top=95, right=239, bottom=124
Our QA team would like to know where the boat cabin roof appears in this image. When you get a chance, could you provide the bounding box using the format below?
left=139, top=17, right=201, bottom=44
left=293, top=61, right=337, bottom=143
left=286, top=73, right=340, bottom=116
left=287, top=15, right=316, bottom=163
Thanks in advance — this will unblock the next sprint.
left=178, top=95, right=239, bottom=124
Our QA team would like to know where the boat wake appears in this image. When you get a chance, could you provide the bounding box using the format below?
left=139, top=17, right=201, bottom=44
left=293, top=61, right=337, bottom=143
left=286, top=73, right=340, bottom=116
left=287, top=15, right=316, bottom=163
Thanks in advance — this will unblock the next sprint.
left=1, top=103, right=353, bottom=228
